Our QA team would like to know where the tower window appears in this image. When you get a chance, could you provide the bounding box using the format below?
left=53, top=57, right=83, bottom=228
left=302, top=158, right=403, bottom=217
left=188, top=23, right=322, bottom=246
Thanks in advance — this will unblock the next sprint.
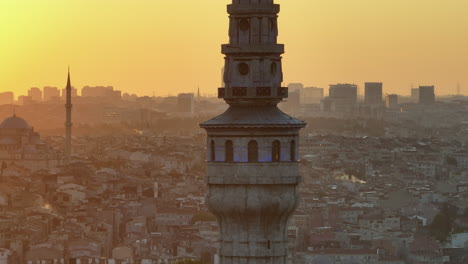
left=271, top=62, right=277, bottom=75
left=238, top=63, right=249, bottom=76
left=239, top=19, right=250, bottom=32
left=210, top=140, right=215, bottom=161
left=248, top=140, right=258, bottom=163
left=225, top=140, right=234, bottom=162
left=272, top=140, right=280, bottom=162
left=290, top=140, right=296, bottom=161
left=269, top=18, right=275, bottom=32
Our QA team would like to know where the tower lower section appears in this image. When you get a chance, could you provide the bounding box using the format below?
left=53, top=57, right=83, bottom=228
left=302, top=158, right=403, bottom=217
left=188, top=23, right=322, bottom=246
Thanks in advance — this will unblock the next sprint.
left=206, top=162, right=301, bottom=264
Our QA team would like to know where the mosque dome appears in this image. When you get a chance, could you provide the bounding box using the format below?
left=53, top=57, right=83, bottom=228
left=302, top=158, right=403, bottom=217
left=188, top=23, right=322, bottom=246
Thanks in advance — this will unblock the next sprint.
left=0, top=115, right=31, bottom=129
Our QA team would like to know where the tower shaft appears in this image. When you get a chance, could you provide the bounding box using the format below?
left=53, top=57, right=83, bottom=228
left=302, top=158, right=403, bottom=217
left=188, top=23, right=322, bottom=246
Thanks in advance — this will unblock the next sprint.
left=201, top=1, right=305, bottom=264
left=65, top=69, right=73, bottom=162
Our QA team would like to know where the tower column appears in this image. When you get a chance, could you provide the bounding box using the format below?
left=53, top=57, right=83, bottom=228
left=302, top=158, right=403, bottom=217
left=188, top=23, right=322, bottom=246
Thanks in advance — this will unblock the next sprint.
left=201, top=1, right=306, bottom=263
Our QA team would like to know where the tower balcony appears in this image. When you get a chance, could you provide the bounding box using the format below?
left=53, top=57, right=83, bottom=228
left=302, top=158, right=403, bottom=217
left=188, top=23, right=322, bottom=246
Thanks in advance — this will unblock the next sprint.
left=218, top=87, right=288, bottom=100
left=207, top=162, right=300, bottom=185
left=227, top=3, right=280, bottom=15
left=222, top=44, right=284, bottom=55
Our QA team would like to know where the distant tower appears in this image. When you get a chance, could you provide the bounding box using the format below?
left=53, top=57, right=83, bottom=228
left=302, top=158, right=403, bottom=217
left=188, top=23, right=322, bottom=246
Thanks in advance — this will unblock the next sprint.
left=200, top=1, right=306, bottom=264
left=65, top=68, right=73, bottom=162
left=197, top=86, right=200, bottom=102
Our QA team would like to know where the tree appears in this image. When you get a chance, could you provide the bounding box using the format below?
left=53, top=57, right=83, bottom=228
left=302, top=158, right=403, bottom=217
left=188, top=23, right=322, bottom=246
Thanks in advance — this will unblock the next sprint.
left=429, top=203, right=458, bottom=242
left=446, top=156, right=458, bottom=167
left=176, top=259, right=204, bottom=264
left=190, top=212, right=217, bottom=224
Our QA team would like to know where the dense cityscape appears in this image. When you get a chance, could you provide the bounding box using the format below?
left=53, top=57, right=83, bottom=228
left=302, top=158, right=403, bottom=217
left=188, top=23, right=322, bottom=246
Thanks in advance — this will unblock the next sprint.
left=0, top=81, right=466, bottom=263
left=1, top=0, right=468, bottom=264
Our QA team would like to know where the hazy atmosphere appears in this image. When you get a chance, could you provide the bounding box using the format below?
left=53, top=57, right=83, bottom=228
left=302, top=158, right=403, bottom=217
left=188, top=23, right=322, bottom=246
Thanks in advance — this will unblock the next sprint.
left=1, top=1, right=468, bottom=263
left=1, top=0, right=467, bottom=96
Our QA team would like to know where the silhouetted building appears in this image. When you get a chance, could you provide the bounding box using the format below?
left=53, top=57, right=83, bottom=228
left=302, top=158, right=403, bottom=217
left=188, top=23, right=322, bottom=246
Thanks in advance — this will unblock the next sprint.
left=288, top=83, right=304, bottom=93
left=411, top=88, right=420, bottom=102
left=0, top=92, right=14, bottom=105
left=386, top=94, right=399, bottom=109
left=82, top=86, right=121, bottom=100
left=61, top=87, right=78, bottom=99
left=43, top=86, right=60, bottom=101
left=122, top=93, right=137, bottom=102
left=283, top=89, right=301, bottom=114
left=419, top=86, right=435, bottom=104
left=320, top=97, right=333, bottom=112
left=18, top=95, right=33, bottom=105
left=323, top=83, right=358, bottom=113
left=302, top=87, right=324, bottom=104
left=364, top=82, right=383, bottom=104
left=28, top=87, right=42, bottom=102
left=177, top=93, right=194, bottom=114
left=330, top=84, right=358, bottom=102
left=0, top=114, right=60, bottom=171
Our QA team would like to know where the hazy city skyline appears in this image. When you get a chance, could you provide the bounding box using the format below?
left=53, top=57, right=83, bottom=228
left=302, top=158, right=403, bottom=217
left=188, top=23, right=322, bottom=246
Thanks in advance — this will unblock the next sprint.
left=1, top=0, right=467, bottom=96
left=0, top=1, right=467, bottom=263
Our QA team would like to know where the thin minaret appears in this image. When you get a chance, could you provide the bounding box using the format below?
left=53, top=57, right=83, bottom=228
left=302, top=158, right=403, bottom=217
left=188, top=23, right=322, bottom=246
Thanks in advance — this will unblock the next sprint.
left=65, top=67, right=73, bottom=162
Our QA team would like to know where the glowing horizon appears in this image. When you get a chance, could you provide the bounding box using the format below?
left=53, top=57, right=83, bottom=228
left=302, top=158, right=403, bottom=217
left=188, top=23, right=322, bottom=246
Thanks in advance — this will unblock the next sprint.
left=0, top=0, right=467, bottom=97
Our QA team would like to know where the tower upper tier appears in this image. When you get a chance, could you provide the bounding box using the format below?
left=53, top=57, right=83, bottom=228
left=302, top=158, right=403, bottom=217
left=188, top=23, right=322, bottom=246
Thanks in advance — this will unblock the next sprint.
left=220, top=0, right=287, bottom=106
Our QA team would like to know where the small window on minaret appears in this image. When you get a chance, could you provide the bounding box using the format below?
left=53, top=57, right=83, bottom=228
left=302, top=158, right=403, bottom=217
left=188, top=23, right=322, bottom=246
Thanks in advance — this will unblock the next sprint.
left=290, top=140, right=296, bottom=161
left=248, top=140, right=258, bottom=163
left=210, top=140, right=216, bottom=161
left=272, top=140, right=280, bottom=162
left=225, top=140, right=234, bottom=162
left=239, top=19, right=250, bottom=32
left=271, top=62, right=277, bottom=75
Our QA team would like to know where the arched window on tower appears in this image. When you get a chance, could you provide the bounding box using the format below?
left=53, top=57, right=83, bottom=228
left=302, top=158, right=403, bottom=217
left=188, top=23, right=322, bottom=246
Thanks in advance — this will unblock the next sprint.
left=210, top=140, right=215, bottom=161
left=272, top=140, right=281, bottom=162
left=290, top=140, right=296, bottom=161
left=225, top=140, right=234, bottom=162
left=248, top=140, right=258, bottom=163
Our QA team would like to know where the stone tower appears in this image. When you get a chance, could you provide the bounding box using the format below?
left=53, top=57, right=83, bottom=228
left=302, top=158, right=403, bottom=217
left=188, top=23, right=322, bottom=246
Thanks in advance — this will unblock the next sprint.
left=65, top=68, right=72, bottom=162
left=200, top=1, right=306, bottom=263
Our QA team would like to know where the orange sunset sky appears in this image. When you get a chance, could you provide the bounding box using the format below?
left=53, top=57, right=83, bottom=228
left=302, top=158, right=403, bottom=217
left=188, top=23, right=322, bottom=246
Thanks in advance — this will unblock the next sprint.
left=1, top=0, right=467, bottom=97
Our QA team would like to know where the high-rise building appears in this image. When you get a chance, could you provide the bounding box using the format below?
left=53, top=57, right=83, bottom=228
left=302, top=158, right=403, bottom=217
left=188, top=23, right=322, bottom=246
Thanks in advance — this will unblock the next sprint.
left=200, top=1, right=306, bottom=263
left=0, top=92, right=14, bottom=105
left=28, top=87, right=42, bottom=102
left=364, top=82, right=383, bottom=104
left=288, top=83, right=304, bottom=93
left=386, top=94, right=398, bottom=109
left=82, top=86, right=113, bottom=97
left=411, top=88, right=420, bottom=102
left=177, top=93, right=194, bottom=114
left=282, top=89, right=301, bottom=114
left=43, top=86, right=60, bottom=101
left=326, top=83, right=358, bottom=113
left=302, top=87, right=324, bottom=104
left=18, top=95, right=33, bottom=105
left=419, top=86, right=435, bottom=104
left=329, top=83, right=358, bottom=102
left=61, top=87, right=78, bottom=99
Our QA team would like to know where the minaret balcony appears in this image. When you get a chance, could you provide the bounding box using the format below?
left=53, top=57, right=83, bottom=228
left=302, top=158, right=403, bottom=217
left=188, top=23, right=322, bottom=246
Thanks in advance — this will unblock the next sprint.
left=218, top=87, right=288, bottom=99
left=207, top=162, right=300, bottom=185
left=222, top=44, right=284, bottom=55
left=227, top=3, right=280, bottom=15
